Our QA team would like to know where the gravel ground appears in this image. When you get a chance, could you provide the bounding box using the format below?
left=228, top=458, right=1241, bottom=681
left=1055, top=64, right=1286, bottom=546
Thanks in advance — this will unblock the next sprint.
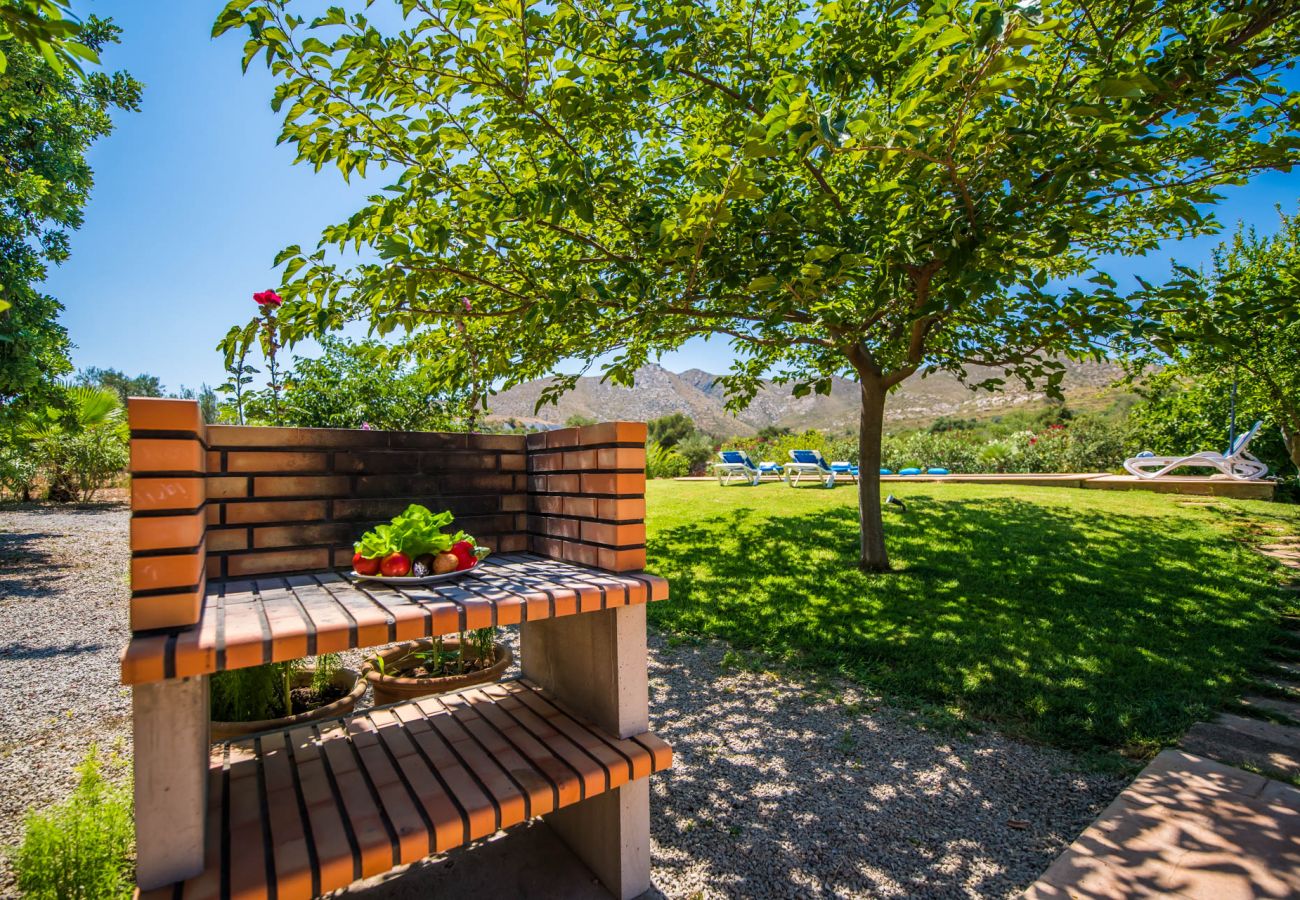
left=643, top=636, right=1122, bottom=898
left=0, top=503, right=1123, bottom=898
left=0, top=500, right=134, bottom=896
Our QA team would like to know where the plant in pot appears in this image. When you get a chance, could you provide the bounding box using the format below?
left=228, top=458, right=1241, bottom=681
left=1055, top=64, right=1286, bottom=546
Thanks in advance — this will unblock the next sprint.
left=363, top=627, right=512, bottom=706
left=210, top=652, right=366, bottom=740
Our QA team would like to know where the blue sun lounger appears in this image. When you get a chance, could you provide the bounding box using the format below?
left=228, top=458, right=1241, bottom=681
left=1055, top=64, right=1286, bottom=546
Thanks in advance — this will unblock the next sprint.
left=786, top=449, right=836, bottom=487
left=712, top=450, right=784, bottom=486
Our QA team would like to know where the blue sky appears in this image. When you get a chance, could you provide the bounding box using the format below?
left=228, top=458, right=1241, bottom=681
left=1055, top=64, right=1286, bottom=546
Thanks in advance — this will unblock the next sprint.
left=42, top=2, right=1300, bottom=394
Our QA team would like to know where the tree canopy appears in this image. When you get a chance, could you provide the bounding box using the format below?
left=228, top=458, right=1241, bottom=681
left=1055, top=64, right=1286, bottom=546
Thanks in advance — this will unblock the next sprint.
left=1136, top=208, right=1300, bottom=474
left=0, top=16, right=140, bottom=422
left=217, top=0, right=1300, bottom=568
left=232, top=336, right=472, bottom=430
left=76, top=367, right=164, bottom=403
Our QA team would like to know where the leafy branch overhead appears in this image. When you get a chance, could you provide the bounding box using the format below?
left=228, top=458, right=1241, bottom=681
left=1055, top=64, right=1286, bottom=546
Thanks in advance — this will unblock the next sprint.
left=215, top=0, right=1300, bottom=568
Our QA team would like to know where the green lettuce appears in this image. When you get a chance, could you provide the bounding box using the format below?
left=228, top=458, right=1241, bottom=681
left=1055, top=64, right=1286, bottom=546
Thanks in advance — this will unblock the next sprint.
left=354, top=504, right=459, bottom=558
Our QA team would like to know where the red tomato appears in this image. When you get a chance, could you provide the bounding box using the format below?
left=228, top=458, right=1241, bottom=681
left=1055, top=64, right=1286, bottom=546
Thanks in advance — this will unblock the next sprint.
left=353, top=553, right=381, bottom=576
left=380, top=552, right=412, bottom=577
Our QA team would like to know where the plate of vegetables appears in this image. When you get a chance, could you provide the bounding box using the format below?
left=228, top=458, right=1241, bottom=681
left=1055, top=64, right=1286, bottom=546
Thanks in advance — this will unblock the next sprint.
left=350, top=504, right=490, bottom=585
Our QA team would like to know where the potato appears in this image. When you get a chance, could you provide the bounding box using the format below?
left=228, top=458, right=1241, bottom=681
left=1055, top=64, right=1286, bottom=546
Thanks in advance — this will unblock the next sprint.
left=433, top=551, right=459, bottom=574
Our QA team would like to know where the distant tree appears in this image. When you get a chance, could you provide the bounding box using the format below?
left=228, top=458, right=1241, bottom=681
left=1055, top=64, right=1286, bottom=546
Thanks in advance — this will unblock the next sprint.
left=564, top=414, right=599, bottom=427
left=76, top=367, right=164, bottom=402
left=1136, top=210, right=1300, bottom=474
left=928, top=416, right=977, bottom=433
left=0, top=17, right=140, bottom=424
left=757, top=426, right=793, bottom=442
left=173, top=383, right=221, bottom=424
left=219, top=0, right=1300, bottom=569
left=647, top=413, right=697, bottom=449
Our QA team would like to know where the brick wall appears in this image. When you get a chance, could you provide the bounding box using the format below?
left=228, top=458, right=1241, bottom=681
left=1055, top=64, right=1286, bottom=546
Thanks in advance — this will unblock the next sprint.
left=526, top=422, right=648, bottom=572
left=128, top=398, right=650, bottom=631
left=202, top=425, right=528, bottom=581
left=128, top=398, right=209, bottom=631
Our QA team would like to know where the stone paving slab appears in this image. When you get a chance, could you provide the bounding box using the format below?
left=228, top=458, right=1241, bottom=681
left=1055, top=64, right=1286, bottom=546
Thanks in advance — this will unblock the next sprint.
left=1181, top=719, right=1300, bottom=779
left=1022, top=749, right=1300, bottom=899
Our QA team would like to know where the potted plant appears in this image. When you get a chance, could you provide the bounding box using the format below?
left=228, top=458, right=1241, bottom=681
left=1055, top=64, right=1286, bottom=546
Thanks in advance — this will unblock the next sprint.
left=362, top=628, right=512, bottom=706
left=210, top=653, right=366, bottom=741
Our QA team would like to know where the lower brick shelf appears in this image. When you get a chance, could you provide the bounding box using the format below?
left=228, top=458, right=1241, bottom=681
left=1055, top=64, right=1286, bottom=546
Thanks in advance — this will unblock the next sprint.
left=140, top=679, right=672, bottom=900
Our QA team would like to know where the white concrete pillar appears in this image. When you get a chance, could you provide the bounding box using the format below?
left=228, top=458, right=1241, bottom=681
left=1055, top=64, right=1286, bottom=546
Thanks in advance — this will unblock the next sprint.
left=133, top=675, right=209, bottom=890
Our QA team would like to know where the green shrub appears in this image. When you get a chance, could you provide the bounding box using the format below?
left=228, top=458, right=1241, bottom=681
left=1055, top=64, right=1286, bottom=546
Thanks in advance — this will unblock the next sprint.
left=64, top=427, right=129, bottom=500
left=646, top=441, right=690, bottom=479
left=12, top=746, right=133, bottom=900
left=675, top=432, right=715, bottom=474
left=0, top=443, right=39, bottom=501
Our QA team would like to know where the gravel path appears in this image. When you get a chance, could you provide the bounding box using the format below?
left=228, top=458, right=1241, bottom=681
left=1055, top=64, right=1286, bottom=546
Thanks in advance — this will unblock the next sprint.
left=0, top=501, right=133, bottom=896
left=644, top=636, right=1122, bottom=898
left=0, top=503, right=1122, bottom=898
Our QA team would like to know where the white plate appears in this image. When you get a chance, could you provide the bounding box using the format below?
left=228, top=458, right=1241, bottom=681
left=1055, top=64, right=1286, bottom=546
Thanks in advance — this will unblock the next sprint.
left=349, top=566, right=481, bottom=586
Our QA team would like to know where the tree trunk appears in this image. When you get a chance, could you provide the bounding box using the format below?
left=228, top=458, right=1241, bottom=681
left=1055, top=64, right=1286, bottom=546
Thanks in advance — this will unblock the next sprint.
left=857, top=377, right=890, bottom=572
left=1284, top=426, right=1300, bottom=475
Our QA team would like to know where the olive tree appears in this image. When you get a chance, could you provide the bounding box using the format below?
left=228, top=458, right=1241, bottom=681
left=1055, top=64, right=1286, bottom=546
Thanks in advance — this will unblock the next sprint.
left=217, top=0, right=1300, bottom=569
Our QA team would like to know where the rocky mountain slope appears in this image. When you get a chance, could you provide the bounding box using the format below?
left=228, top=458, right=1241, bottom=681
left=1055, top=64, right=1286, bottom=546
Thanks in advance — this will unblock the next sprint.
left=488, top=360, right=1125, bottom=436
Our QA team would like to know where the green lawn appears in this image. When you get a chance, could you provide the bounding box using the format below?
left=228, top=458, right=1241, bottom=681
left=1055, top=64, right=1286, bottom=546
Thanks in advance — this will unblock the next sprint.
left=644, top=480, right=1300, bottom=757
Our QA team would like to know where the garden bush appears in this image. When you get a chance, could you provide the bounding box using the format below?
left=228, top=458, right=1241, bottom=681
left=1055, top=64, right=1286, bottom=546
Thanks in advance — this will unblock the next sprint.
left=646, top=441, right=689, bottom=479
left=18, top=386, right=129, bottom=501
left=0, top=442, right=40, bottom=501
left=12, top=746, right=133, bottom=900
left=674, top=431, right=716, bottom=474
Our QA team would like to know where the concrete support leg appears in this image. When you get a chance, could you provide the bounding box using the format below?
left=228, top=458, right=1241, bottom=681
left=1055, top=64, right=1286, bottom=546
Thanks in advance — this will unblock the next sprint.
left=547, top=779, right=651, bottom=900
left=133, top=675, right=209, bottom=890
left=521, top=605, right=651, bottom=898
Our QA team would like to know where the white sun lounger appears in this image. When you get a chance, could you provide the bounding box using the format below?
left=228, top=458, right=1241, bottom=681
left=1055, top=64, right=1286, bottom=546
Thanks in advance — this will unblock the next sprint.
left=1123, top=420, right=1270, bottom=481
left=785, top=449, right=836, bottom=487
left=712, top=450, right=784, bottom=486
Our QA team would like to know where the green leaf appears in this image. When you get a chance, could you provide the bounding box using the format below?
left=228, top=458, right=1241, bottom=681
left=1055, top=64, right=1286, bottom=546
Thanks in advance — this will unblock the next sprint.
left=1097, top=78, right=1144, bottom=98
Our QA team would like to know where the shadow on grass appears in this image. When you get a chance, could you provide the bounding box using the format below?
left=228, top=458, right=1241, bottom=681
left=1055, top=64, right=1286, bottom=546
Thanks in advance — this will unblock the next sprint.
left=648, top=494, right=1283, bottom=754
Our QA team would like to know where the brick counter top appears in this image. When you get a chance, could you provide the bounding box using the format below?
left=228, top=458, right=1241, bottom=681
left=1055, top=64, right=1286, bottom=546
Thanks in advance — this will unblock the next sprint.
left=121, top=553, right=668, bottom=685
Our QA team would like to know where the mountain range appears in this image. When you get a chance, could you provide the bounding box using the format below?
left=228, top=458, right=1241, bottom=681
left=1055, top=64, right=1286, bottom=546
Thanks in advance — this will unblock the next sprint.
left=487, top=360, right=1126, bottom=436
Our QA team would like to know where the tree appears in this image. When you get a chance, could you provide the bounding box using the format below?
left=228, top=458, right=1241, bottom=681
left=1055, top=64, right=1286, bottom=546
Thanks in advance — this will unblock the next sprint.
left=234, top=336, right=470, bottom=431
left=0, top=16, right=140, bottom=422
left=648, top=413, right=697, bottom=448
left=76, top=367, right=164, bottom=402
left=1135, top=209, right=1300, bottom=475
left=217, top=0, right=1300, bottom=569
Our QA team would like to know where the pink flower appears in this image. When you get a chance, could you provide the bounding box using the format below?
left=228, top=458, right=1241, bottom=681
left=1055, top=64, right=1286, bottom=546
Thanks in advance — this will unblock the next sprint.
left=253, top=289, right=283, bottom=307
left=360, top=422, right=373, bottom=431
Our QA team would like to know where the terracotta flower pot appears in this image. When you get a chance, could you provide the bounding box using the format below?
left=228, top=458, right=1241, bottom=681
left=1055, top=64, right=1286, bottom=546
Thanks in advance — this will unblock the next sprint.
left=211, top=667, right=366, bottom=741
left=362, top=638, right=513, bottom=707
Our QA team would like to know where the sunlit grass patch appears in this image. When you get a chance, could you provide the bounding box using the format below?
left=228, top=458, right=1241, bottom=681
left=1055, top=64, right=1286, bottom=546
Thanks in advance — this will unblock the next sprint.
left=646, top=481, right=1300, bottom=757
